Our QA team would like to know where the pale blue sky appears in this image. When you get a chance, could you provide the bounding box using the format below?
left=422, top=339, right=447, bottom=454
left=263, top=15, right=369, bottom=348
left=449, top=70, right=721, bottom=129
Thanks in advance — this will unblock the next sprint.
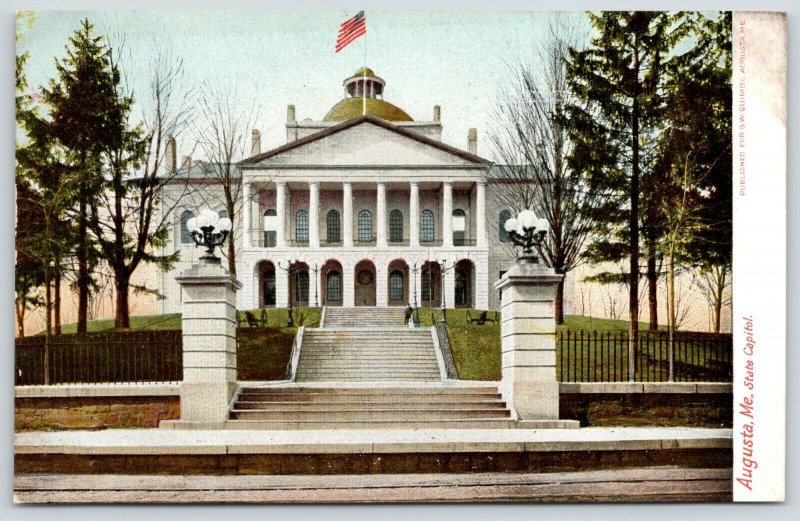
left=17, top=10, right=588, bottom=160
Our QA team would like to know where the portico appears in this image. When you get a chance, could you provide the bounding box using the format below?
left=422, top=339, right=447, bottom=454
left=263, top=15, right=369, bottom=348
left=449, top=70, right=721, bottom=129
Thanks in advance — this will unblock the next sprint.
left=236, top=113, right=491, bottom=311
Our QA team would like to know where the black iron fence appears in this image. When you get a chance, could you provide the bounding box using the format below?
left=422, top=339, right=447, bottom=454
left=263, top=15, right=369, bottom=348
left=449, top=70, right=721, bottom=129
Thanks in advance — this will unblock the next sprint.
left=15, top=331, right=183, bottom=386
left=557, top=330, right=733, bottom=383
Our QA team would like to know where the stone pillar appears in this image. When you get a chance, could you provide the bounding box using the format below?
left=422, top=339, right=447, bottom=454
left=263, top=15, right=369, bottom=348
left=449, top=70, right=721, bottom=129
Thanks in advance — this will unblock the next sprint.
left=409, top=182, right=419, bottom=247
left=276, top=182, right=287, bottom=247
left=243, top=182, right=252, bottom=247
left=343, top=182, right=353, bottom=247
left=443, top=264, right=456, bottom=314
left=377, top=182, right=387, bottom=247
left=342, top=261, right=355, bottom=307
left=276, top=263, right=289, bottom=307
left=494, top=261, right=563, bottom=420
left=309, top=182, right=320, bottom=247
left=442, top=182, right=453, bottom=247
left=476, top=181, right=487, bottom=248
left=175, top=259, right=242, bottom=424
left=376, top=262, right=388, bottom=307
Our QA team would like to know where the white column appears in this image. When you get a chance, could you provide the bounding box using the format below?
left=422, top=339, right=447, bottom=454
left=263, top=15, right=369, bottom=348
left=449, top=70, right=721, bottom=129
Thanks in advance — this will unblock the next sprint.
left=409, top=182, right=419, bottom=247
left=442, top=182, right=453, bottom=247
left=309, top=181, right=320, bottom=247
left=343, top=182, right=353, bottom=247
left=476, top=181, right=487, bottom=248
left=276, top=261, right=289, bottom=307
left=377, top=182, right=387, bottom=247
left=243, top=182, right=252, bottom=247
left=276, top=182, right=287, bottom=247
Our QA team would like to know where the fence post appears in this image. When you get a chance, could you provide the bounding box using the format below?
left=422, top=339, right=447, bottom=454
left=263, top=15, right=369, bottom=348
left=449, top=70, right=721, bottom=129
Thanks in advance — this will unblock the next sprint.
left=494, top=260, right=563, bottom=421
left=173, top=258, right=242, bottom=425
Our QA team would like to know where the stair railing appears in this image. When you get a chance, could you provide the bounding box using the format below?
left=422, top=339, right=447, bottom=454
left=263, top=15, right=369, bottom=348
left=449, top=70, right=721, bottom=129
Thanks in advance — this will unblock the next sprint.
left=431, top=324, right=458, bottom=380
left=285, top=326, right=306, bottom=381
left=319, top=305, right=327, bottom=328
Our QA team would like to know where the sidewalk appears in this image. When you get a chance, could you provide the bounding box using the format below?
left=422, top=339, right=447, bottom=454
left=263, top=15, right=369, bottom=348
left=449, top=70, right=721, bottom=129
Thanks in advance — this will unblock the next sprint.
left=16, top=426, right=731, bottom=455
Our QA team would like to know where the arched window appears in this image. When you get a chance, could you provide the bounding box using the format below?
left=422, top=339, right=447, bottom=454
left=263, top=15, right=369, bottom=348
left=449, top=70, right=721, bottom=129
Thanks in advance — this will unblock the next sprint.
left=263, top=209, right=277, bottom=247
left=389, top=209, right=403, bottom=243
left=389, top=270, right=404, bottom=302
left=295, top=270, right=309, bottom=303
left=327, top=210, right=341, bottom=244
left=180, top=210, right=194, bottom=244
left=420, top=210, right=435, bottom=243
left=499, top=209, right=512, bottom=243
left=327, top=270, right=341, bottom=302
left=358, top=210, right=372, bottom=243
left=295, top=210, right=309, bottom=244
left=452, top=209, right=466, bottom=246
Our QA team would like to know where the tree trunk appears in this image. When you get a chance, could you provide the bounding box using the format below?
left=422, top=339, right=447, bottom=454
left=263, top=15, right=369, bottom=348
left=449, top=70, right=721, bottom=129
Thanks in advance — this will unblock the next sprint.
left=54, top=267, right=62, bottom=335
left=115, top=276, right=131, bottom=329
left=15, top=300, right=25, bottom=338
left=647, top=237, right=658, bottom=330
left=555, top=277, right=565, bottom=324
left=713, top=267, right=726, bottom=334
left=667, top=248, right=676, bottom=382
left=77, top=195, right=88, bottom=335
left=227, top=231, right=237, bottom=277
left=628, top=45, right=641, bottom=382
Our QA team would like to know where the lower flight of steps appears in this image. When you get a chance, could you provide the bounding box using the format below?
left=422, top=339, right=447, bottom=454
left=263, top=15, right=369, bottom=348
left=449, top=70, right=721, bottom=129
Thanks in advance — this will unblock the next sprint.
left=228, top=385, right=515, bottom=429
left=323, top=307, right=406, bottom=328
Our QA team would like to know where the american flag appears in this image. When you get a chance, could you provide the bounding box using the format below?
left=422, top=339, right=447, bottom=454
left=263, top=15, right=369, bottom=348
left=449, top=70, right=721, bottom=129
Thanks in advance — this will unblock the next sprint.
left=335, top=11, right=366, bottom=53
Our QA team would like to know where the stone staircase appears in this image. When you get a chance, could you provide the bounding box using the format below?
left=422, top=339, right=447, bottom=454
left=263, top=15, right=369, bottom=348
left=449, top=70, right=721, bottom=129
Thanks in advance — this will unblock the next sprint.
left=295, top=329, right=441, bottom=382
left=227, top=385, right=514, bottom=429
left=225, top=306, right=525, bottom=429
left=323, top=306, right=406, bottom=328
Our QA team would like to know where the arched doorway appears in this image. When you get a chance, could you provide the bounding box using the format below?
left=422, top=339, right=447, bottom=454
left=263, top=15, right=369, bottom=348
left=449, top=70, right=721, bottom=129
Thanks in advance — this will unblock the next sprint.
left=354, top=259, right=376, bottom=306
left=289, top=261, right=310, bottom=307
left=387, top=259, right=409, bottom=306
left=454, top=259, right=475, bottom=308
left=421, top=261, right=442, bottom=308
left=321, top=259, right=344, bottom=306
left=256, top=260, right=276, bottom=307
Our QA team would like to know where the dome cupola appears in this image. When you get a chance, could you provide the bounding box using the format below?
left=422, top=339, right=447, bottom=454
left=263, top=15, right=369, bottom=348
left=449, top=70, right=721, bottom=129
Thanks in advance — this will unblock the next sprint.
left=324, top=67, right=413, bottom=122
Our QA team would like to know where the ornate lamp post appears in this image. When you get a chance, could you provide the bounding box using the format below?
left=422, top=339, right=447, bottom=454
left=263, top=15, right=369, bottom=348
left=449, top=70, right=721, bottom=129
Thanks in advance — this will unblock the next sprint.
left=187, top=209, right=233, bottom=263
left=277, top=259, right=296, bottom=327
left=503, top=209, right=550, bottom=264
left=439, top=258, right=456, bottom=325
left=311, top=263, right=319, bottom=308
left=410, top=262, right=421, bottom=326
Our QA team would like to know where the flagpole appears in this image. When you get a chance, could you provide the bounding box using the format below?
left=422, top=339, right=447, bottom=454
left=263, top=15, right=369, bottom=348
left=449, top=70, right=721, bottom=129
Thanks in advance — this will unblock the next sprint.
left=362, top=26, right=367, bottom=116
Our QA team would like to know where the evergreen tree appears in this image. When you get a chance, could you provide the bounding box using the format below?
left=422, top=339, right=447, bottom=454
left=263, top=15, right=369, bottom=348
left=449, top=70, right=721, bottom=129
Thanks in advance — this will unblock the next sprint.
left=43, top=18, right=121, bottom=335
left=565, top=12, right=693, bottom=377
left=653, top=12, right=732, bottom=347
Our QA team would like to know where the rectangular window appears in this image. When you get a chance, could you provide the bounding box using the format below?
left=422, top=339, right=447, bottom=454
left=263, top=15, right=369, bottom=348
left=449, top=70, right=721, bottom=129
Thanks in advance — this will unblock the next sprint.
left=264, top=231, right=277, bottom=248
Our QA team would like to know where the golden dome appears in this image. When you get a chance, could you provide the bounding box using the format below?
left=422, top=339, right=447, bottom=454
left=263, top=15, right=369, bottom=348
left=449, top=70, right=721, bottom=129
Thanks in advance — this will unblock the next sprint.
left=324, top=97, right=414, bottom=122
left=350, top=66, right=375, bottom=78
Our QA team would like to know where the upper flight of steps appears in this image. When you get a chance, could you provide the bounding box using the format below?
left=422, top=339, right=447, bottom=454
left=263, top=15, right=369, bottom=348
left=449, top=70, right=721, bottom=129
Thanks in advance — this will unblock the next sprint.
left=296, top=329, right=441, bottom=382
left=323, top=307, right=406, bottom=328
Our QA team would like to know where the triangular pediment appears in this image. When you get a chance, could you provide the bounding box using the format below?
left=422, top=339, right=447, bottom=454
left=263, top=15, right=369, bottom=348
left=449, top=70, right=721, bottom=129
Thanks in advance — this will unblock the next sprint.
left=241, top=116, right=489, bottom=169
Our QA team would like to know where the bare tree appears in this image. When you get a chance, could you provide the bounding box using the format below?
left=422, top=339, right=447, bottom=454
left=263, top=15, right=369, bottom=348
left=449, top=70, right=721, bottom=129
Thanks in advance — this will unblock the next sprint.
left=88, top=32, right=198, bottom=328
left=602, top=285, right=623, bottom=320
left=193, top=83, right=261, bottom=277
left=693, top=264, right=731, bottom=333
left=490, top=16, right=610, bottom=324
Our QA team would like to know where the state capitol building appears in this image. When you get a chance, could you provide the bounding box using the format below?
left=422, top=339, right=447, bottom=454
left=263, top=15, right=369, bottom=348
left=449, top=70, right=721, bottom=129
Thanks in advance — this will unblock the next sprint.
left=155, top=68, right=562, bottom=314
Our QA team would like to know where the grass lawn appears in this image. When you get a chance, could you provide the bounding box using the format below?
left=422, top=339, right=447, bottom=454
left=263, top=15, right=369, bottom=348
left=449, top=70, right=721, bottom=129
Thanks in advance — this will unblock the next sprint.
left=46, top=307, right=321, bottom=334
